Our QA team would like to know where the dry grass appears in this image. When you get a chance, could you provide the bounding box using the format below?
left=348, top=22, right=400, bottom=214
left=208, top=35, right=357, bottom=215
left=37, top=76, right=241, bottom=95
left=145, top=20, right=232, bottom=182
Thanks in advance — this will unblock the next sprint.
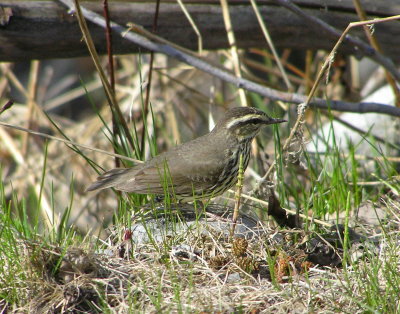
left=2, top=195, right=400, bottom=313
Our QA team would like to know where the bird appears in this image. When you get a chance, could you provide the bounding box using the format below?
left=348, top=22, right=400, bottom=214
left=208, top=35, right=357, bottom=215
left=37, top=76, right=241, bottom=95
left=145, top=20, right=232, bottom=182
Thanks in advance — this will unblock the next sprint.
left=87, top=107, right=286, bottom=202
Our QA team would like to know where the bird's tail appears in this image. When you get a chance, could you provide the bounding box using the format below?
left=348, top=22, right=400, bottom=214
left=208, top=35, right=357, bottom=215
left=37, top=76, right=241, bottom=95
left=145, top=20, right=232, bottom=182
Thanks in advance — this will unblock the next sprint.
left=86, top=168, right=129, bottom=192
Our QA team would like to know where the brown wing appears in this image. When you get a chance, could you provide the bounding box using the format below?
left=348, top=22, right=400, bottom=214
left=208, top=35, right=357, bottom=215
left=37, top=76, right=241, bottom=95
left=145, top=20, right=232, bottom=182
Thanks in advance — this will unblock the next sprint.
left=87, top=131, right=234, bottom=195
left=116, top=140, right=229, bottom=194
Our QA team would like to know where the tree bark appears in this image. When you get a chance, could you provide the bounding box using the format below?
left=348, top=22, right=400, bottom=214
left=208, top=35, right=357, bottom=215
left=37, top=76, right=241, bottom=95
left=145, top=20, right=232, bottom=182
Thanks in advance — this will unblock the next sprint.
left=0, top=0, right=399, bottom=62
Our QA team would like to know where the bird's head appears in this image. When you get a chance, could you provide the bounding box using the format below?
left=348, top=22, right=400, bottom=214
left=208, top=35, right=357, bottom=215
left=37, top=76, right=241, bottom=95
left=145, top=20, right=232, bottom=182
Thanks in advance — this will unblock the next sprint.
left=215, top=107, right=286, bottom=141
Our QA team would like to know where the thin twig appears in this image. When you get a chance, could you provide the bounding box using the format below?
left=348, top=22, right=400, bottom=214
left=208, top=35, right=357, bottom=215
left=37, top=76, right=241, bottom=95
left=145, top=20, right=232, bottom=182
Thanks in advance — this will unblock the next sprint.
left=305, top=50, right=313, bottom=94
left=0, top=64, right=77, bottom=139
left=103, top=0, right=115, bottom=92
left=22, top=60, right=40, bottom=155
left=250, top=48, right=309, bottom=81
left=272, top=0, right=400, bottom=82
left=252, top=15, right=400, bottom=194
left=72, top=0, right=136, bottom=157
left=250, top=0, right=292, bottom=91
left=0, top=121, right=143, bottom=164
left=141, top=0, right=161, bottom=160
left=56, top=0, right=400, bottom=117
left=243, top=58, right=305, bottom=85
left=103, top=0, right=120, bottom=168
left=0, top=125, right=55, bottom=229
left=220, top=0, right=248, bottom=107
left=176, top=0, right=202, bottom=54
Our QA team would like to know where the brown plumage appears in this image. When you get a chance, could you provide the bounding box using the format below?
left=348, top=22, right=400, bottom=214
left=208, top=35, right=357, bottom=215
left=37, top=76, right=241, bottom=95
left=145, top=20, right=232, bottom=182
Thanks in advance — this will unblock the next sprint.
left=87, top=107, right=286, bottom=201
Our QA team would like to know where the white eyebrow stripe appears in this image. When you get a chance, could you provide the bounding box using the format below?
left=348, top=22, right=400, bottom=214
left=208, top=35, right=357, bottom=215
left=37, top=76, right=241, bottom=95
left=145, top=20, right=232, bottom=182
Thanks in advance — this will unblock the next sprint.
left=226, top=114, right=264, bottom=129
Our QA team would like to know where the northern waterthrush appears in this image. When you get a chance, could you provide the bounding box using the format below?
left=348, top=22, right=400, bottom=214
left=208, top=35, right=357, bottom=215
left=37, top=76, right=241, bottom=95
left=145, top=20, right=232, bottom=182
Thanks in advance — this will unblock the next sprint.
left=87, top=107, right=286, bottom=201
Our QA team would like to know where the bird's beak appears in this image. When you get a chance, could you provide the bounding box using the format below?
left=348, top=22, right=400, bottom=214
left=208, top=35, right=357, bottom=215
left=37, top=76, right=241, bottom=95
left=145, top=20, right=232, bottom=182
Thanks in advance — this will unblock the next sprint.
left=267, top=117, right=287, bottom=125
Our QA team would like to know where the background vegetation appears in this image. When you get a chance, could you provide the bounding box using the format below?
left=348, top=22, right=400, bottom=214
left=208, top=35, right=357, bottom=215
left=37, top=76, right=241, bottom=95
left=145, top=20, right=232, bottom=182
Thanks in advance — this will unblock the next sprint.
left=0, top=1, right=399, bottom=312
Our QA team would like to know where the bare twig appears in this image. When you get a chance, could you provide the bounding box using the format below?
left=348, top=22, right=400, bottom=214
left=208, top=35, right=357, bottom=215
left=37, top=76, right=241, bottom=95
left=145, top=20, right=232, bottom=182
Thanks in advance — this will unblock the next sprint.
left=272, top=0, right=400, bottom=82
left=103, top=0, right=115, bottom=92
left=0, top=121, right=143, bottom=164
left=57, top=0, right=400, bottom=117
left=176, top=0, right=202, bottom=54
left=141, top=0, right=161, bottom=160
left=250, top=0, right=292, bottom=91
left=0, top=64, right=77, bottom=138
left=220, top=0, right=248, bottom=107
left=72, top=0, right=136, bottom=158
left=103, top=0, right=121, bottom=168
left=0, top=125, right=55, bottom=229
left=249, top=48, right=309, bottom=80
left=253, top=15, right=400, bottom=194
left=22, top=61, right=40, bottom=155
